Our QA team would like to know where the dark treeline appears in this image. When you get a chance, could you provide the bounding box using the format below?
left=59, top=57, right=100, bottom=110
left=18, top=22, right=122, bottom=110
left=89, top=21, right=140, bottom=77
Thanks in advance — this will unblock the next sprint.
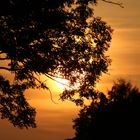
left=70, top=79, right=140, bottom=140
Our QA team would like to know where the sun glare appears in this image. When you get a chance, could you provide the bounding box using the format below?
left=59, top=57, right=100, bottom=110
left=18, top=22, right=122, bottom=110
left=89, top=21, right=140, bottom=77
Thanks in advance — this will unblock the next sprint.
left=41, top=74, right=82, bottom=94
left=54, top=77, right=70, bottom=90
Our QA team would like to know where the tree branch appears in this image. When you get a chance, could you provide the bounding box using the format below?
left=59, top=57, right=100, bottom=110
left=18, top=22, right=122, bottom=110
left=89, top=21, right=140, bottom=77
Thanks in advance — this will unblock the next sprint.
left=47, top=73, right=64, bottom=79
left=0, top=66, right=21, bottom=71
left=0, top=66, right=11, bottom=71
left=101, top=0, right=124, bottom=8
left=44, top=73, right=70, bottom=87
left=32, top=74, right=58, bottom=104
left=0, top=57, right=9, bottom=60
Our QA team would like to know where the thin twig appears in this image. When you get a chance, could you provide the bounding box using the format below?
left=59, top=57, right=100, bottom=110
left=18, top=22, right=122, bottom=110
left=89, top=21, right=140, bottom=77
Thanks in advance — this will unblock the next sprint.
left=47, top=88, right=59, bottom=104
left=101, top=0, right=124, bottom=8
left=0, top=66, right=12, bottom=71
left=45, top=74, right=70, bottom=87
left=32, top=74, right=58, bottom=104
left=0, top=57, right=8, bottom=60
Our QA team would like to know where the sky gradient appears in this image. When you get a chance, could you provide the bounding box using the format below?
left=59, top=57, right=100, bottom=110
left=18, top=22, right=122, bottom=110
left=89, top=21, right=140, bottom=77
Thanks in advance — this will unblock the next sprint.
left=0, top=0, right=140, bottom=140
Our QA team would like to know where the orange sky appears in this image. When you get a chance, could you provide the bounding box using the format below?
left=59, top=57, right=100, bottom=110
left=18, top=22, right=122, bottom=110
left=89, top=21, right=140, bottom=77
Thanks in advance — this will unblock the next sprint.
left=94, top=0, right=140, bottom=92
left=0, top=0, right=140, bottom=140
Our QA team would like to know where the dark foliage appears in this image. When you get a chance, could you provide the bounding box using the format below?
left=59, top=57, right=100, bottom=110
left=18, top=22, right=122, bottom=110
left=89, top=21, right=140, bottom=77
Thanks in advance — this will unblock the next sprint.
left=0, top=0, right=113, bottom=128
left=71, top=79, right=140, bottom=140
left=0, top=76, right=36, bottom=128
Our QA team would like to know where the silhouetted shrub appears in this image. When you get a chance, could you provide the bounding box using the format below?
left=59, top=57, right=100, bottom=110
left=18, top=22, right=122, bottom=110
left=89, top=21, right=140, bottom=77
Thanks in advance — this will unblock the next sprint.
left=71, top=79, right=140, bottom=140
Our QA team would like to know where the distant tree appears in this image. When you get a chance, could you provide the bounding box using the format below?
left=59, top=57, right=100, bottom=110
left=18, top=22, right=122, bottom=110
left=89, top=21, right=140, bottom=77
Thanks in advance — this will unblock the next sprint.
left=0, top=0, right=114, bottom=128
left=71, top=79, right=140, bottom=140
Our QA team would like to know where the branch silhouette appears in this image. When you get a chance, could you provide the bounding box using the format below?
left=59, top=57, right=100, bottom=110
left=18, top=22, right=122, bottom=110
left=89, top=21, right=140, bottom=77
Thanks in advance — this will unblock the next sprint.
left=101, top=0, right=124, bottom=8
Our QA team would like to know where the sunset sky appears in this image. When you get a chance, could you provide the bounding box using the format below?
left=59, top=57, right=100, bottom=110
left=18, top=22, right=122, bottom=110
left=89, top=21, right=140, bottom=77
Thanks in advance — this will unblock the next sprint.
left=0, top=0, right=140, bottom=140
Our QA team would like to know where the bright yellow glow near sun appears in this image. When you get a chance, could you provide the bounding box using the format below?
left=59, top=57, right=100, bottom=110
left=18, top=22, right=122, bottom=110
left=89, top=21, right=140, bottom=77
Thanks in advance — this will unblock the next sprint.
left=39, top=74, right=70, bottom=94
left=53, top=77, right=70, bottom=91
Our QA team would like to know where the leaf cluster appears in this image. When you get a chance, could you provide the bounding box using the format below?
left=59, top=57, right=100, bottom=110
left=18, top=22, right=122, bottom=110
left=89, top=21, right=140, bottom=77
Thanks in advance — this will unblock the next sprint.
left=0, top=76, right=36, bottom=128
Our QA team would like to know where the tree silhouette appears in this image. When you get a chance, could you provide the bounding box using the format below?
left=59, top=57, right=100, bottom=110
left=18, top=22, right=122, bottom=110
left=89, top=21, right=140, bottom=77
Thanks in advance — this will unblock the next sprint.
left=0, top=75, right=36, bottom=128
left=70, top=79, right=140, bottom=140
left=0, top=0, right=114, bottom=128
